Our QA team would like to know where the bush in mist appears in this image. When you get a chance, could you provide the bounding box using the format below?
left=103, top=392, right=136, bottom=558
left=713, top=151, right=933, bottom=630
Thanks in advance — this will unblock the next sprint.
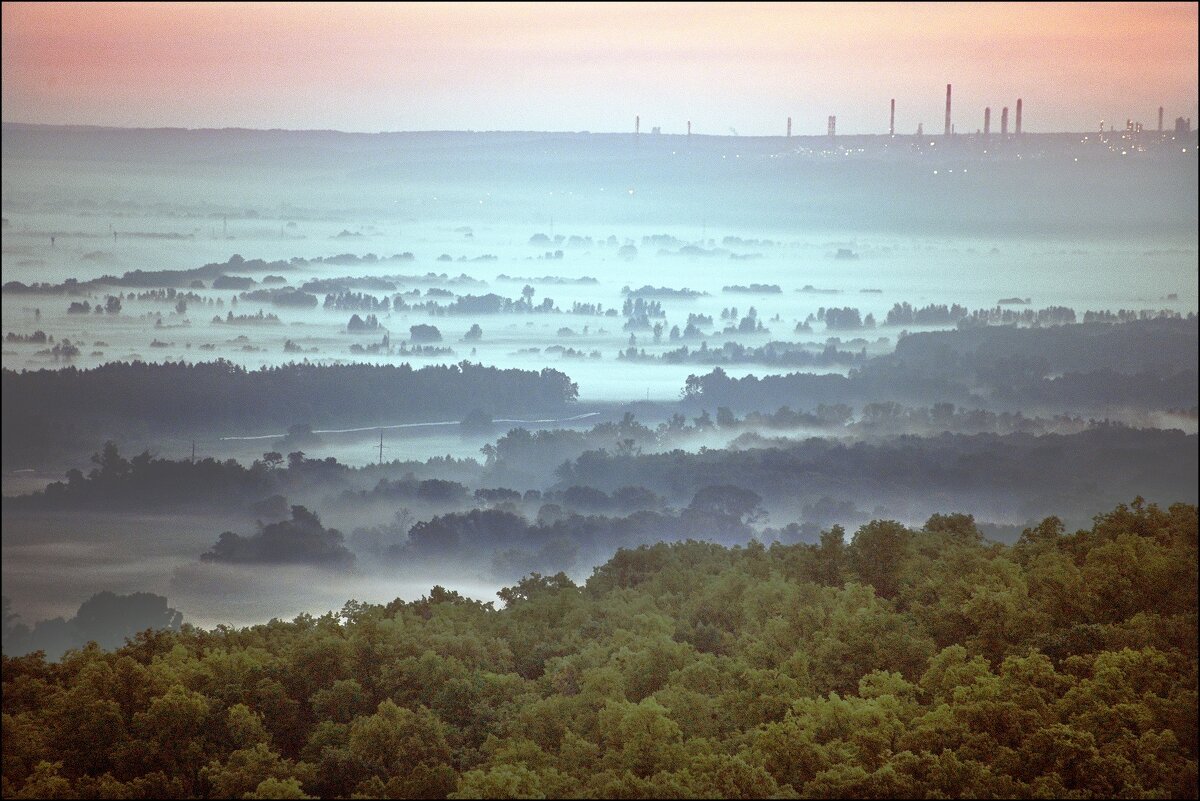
left=200, top=505, right=354, bottom=569
left=409, top=324, right=443, bottom=343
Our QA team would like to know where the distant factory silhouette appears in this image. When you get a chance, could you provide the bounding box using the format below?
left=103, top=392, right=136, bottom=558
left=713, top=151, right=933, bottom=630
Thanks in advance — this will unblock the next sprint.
left=629, top=82, right=1191, bottom=140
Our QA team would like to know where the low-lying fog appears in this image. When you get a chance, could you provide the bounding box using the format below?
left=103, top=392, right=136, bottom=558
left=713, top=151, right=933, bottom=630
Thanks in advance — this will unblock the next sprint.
left=3, top=125, right=1196, bottom=648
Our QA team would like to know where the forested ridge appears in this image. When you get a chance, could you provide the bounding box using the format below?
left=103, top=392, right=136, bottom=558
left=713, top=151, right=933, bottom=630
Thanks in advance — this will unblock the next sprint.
left=680, top=318, right=1199, bottom=414
left=2, top=499, right=1195, bottom=799
left=0, top=360, right=578, bottom=426
left=0, top=360, right=578, bottom=466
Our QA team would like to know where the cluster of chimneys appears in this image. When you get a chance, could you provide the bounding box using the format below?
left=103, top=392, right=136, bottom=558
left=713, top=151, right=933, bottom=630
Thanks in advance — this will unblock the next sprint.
left=981, top=99, right=1022, bottom=137
left=635, top=84, right=1188, bottom=138
left=949, top=84, right=1022, bottom=138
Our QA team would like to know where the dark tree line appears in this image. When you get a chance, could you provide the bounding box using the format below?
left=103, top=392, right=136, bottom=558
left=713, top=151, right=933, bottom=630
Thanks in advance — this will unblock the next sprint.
left=682, top=318, right=1198, bottom=414
left=554, top=427, right=1198, bottom=527
left=2, top=360, right=579, bottom=465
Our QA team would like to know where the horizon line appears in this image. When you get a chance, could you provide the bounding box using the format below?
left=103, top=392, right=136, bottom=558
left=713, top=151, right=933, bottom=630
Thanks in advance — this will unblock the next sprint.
left=5, top=119, right=1184, bottom=138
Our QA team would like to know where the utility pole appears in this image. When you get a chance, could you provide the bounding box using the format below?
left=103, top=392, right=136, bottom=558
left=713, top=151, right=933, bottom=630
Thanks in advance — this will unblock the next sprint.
left=378, top=431, right=384, bottom=466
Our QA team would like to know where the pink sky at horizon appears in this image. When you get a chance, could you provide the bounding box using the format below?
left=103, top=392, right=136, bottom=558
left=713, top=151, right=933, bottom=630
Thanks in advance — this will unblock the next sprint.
left=3, top=2, right=1197, bottom=135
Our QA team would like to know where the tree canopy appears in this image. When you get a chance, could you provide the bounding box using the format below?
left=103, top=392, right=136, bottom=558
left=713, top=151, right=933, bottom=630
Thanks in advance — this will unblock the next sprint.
left=2, top=499, right=1195, bottom=798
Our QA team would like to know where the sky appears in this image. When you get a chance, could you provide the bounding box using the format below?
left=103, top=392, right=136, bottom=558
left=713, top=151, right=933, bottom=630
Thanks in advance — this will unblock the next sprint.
left=2, top=2, right=1197, bottom=135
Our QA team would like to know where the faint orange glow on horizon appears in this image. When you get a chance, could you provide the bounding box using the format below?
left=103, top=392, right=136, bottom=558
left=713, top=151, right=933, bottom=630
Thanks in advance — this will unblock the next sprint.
left=2, top=2, right=1196, bottom=134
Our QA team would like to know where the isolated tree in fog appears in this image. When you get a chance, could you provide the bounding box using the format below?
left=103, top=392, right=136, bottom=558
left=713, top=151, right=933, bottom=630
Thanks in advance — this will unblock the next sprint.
left=687, top=485, right=765, bottom=526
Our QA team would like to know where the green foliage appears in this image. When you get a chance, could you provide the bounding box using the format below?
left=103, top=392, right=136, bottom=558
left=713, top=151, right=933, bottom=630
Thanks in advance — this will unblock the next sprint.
left=2, top=500, right=1196, bottom=798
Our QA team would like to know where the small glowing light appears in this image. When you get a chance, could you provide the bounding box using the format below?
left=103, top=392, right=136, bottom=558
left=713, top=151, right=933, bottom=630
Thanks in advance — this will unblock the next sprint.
left=1074, top=157, right=1079, bottom=162
left=1184, top=148, right=1189, bottom=153
left=933, top=170, right=939, bottom=174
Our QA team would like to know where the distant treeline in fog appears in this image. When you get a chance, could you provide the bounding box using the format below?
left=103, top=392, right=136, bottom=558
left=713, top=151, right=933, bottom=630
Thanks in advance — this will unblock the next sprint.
left=11, top=425, right=1195, bottom=543
left=1, top=360, right=578, bottom=466
left=554, top=427, right=1197, bottom=525
left=4, top=318, right=1194, bottom=468
left=2, top=253, right=422, bottom=293
left=683, top=317, right=1198, bottom=413
left=2, top=592, right=182, bottom=662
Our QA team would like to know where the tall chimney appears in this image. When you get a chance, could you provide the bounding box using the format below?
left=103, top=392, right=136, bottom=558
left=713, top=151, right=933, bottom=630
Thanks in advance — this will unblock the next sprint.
left=1015, top=98, right=1023, bottom=135
left=1001, top=106, right=1009, bottom=137
left=687, top=120, right=691, bottom=136
left=944, top=84, right=952, bottom=136
left=1158, top=106, right=1164, bottom=131
left=635, top=115, right=639, bottom=135
left=787, top=116, right=792, bottom=138
left=828, top=115, right=837, bottom=137
left=890, top=99, right=895, bottom=136
left=984, top=107, right=991, bottom=137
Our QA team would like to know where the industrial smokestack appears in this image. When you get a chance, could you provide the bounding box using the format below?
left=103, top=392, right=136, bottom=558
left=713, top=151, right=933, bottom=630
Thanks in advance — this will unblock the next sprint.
left=890, top=99, right=895, bottom=136
left=1158, top=106, right=1164, bottom=131
left=787, top=117, right=792, bottom=138
left=984, top=107, right=991, bottom=137
left=1015, top=98, right=1023, bottom=135
left=1001, top=106, right=1009, bottom=137
left=687, top=120, right=691, bottom=136
left=945, top=84, right=952, bottom=136
left=635, top=115, right=640, bottom=135
left=828, top=116, right=836, bottom=137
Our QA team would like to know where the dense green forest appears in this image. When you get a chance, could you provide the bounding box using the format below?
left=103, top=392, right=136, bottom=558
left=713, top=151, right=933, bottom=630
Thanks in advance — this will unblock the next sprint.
left=3, top=499, right=1195, bottom=799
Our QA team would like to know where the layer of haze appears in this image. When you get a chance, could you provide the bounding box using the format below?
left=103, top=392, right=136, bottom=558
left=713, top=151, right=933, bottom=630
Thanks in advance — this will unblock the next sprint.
left=3, top=2, right=1197, bottom=135
left=2, top=122, right=1197, bottom=631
